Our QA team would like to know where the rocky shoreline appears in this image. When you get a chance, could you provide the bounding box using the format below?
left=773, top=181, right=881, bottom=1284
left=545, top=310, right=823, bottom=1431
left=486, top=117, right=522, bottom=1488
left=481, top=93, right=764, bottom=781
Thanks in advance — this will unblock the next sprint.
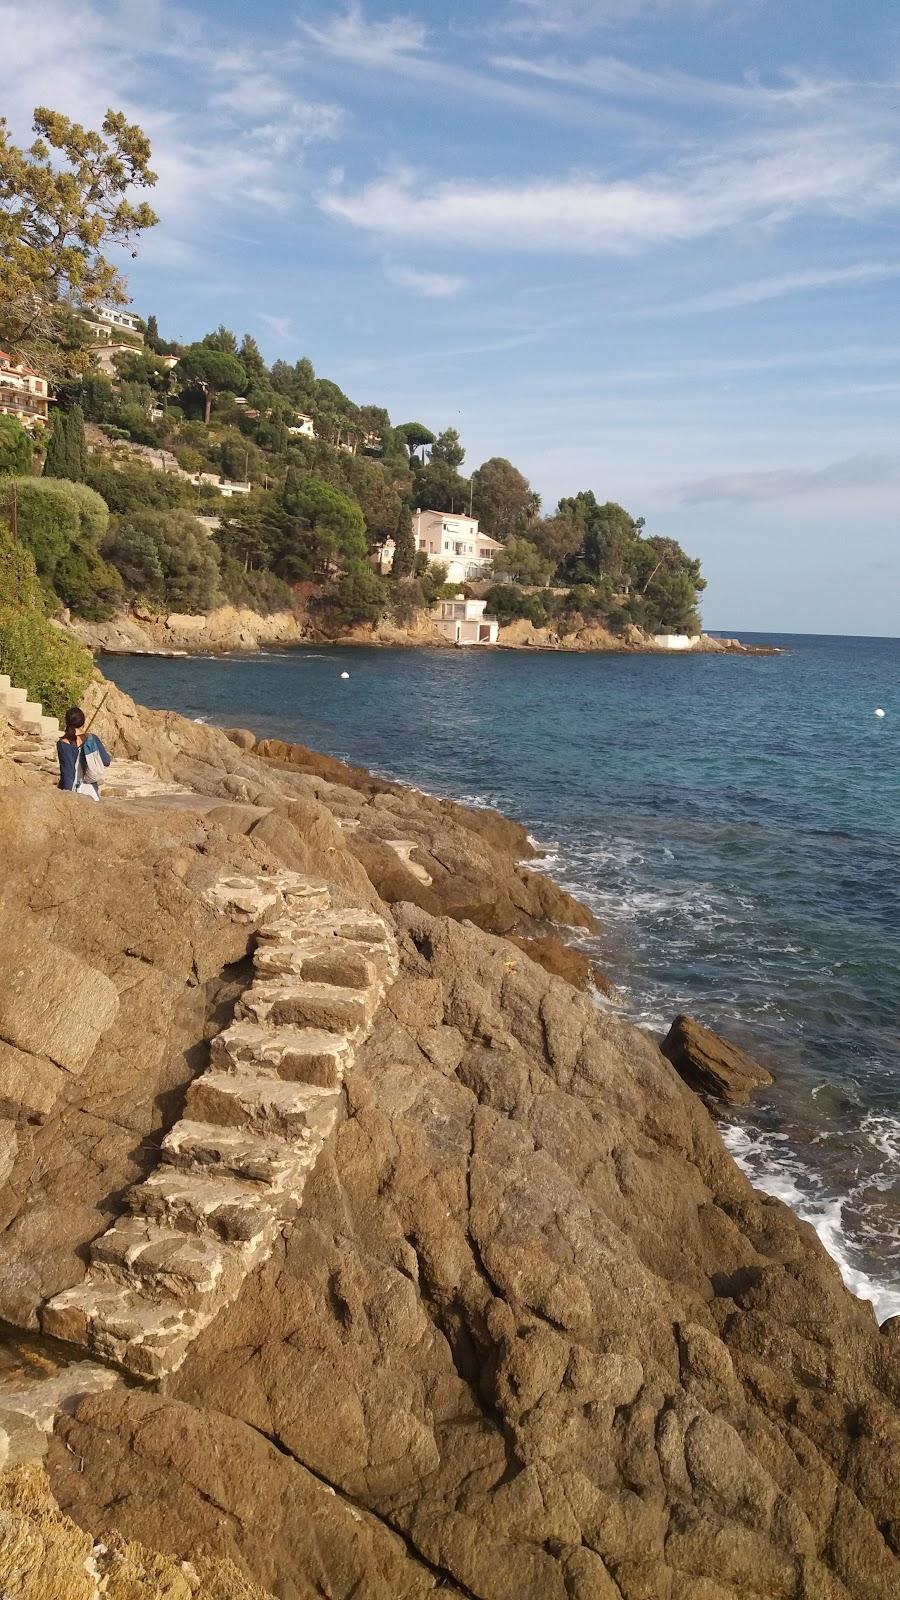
left=64, top=604, right=781, bottom=658
left=0, top=679, right=895, bottom=1599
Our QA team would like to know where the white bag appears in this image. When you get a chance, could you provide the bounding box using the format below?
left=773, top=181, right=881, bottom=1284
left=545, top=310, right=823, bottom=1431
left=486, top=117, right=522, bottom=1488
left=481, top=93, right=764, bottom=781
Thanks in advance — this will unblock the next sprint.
left=83, top=745, right=106, bottom=784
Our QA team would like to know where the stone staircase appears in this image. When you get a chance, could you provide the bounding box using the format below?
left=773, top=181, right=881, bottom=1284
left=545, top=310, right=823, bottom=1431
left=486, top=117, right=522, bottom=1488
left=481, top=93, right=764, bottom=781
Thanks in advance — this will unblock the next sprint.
left=0, top=672, right=60, bottom=741
left=42, top=870, right=398, bottom=1380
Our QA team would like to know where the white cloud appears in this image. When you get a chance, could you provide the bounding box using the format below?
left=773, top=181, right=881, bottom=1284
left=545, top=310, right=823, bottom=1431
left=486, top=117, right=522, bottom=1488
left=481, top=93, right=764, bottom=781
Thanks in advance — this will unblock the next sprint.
left=677, top=452, right=900, bottom=503
left=321, top=127, right=900, bottom=255
left=385, top=264, right=467, bottom=297
left=300, top=5, right=428, bottom=68
left=491, top=53, right=842, bottom=110
left=0, top=0, right=345, bottom=266
left=504, top=0, right=728, bottom=34
left=676, top=262, right=900, bottom=312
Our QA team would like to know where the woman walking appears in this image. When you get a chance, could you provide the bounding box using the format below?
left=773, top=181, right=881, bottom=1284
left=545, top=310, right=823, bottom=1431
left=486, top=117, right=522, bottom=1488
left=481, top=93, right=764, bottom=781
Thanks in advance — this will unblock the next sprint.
left=57, top=707, right=111, bottom=801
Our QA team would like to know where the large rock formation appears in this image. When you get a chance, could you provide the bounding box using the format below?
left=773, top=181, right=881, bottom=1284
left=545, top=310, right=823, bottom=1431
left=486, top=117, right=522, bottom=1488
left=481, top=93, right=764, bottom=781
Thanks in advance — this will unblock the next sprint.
left=0, top=682, right=898, bottom=1598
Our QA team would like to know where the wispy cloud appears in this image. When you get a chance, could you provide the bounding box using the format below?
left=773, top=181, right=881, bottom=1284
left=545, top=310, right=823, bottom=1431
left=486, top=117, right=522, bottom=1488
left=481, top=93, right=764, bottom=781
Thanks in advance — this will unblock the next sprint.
left=677, top=452, right=900, bottom=503
left=0, top=0, right=345, bottom=258
left=491, top=52, right=844, bottom=110
left=321, top=126, right=900, bottom=255
left=503, top=0, right=729, bottom=35
left=258, top=312, right=294, bottom=340
left=385, top=264, right=467, bottom=297
left=298, top=3, right=640, bottom=128
left=301, top=4, right=428, bottom=67
left=673, top=262, right=900, bottom=313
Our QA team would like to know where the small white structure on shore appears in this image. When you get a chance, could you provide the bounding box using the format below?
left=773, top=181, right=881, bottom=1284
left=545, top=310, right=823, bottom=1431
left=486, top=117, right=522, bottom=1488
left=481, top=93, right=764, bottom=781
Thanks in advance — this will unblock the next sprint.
left=191, top=474, right=252, bottom=497
left=432, top=596, right=499, bottom=646
left=654, top=633, right=698, bottom=650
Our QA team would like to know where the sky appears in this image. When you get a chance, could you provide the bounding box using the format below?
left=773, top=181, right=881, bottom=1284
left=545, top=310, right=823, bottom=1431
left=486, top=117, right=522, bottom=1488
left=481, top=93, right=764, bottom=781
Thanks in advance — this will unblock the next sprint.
left=3, top=0, right=900, bottom=634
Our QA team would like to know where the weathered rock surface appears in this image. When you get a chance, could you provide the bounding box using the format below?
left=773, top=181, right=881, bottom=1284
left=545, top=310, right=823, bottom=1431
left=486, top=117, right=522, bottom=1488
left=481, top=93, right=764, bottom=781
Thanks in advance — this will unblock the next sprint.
left=662, top=1013, right=774, bottom=1105
left=0, top=1461, right=273, bottom=1599
left=0, top=681, right=897, bottom=1597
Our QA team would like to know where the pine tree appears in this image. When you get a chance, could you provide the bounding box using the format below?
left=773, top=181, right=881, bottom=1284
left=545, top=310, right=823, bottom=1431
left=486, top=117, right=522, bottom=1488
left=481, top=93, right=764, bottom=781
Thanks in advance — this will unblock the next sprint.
left=42, top=409, right=72, bottom=479
left=392, top=504, right=416, bottom=578
left=146, top=313, right=160, bottom=351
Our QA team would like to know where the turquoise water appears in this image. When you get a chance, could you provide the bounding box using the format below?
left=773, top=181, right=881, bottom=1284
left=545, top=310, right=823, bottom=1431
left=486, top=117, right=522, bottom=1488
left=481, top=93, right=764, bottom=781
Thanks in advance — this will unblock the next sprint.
left=101, top=635, right=900, bottom=1319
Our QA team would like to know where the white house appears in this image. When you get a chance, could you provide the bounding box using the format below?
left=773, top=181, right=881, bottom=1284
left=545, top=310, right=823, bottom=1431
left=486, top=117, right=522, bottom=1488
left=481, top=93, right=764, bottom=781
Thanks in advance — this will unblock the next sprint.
left=0, top=351, right=49, bottom=429
left=414, top=509, right=503, bottom=586
left=654, top=634, right=698, bottom=650
left=432, top=597, right=499, bottom=646
left=287, top=412, right=316, bottom=438
left=83, top=305, right=144, bottom=347
left=191, top=474, right=252, bottom=497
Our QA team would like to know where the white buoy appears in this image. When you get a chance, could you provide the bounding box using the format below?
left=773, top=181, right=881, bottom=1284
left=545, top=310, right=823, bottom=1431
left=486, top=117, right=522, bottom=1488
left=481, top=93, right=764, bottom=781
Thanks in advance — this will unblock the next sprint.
left=341, top=671, right=350, bottom=679
left=874, top=707, right=886, bottom=718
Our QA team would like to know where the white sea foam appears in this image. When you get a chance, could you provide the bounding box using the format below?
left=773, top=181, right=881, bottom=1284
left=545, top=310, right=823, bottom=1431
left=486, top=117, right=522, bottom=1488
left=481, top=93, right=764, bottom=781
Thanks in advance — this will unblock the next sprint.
left=723, top=1125, right=900, bottom=1324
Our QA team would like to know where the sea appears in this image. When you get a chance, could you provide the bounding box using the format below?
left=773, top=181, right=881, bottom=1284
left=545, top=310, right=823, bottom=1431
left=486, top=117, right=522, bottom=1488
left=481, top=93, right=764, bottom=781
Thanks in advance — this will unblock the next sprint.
left=100, top=634, right=900, bottom=1322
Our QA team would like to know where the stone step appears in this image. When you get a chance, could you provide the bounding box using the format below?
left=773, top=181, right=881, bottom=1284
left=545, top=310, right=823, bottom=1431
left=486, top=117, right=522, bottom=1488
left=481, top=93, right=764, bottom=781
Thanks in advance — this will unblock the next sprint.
left=42, top=1277, right=215, bottom=1380
left=211, top=1019, right=353, bottom=1089
left=185, top=1070, right=342, bottom=1142
left=127, top=1167, right=289, bottom=1246
left=259, top=908, right=394, bottom=948
left=90, top=1217, right=246, bottom=1300
left=162, top=1119, right=315, bottom=1187
left=0, top=686, right=27, bottom=709
left=239, top=978, right=374, bottom=1035
left=254, top=938, right=381, bottom=992
left=204, top=872, right=331, bottom=924
left=39, top=715, right=60, bottom=739
left=0, top=673, right=10, bottom=692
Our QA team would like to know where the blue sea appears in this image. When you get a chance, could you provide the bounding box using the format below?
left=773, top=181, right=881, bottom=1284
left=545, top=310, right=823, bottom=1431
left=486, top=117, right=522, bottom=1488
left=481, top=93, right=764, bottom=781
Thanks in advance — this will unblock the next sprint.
left=101, top=635, right=900, bottom=1321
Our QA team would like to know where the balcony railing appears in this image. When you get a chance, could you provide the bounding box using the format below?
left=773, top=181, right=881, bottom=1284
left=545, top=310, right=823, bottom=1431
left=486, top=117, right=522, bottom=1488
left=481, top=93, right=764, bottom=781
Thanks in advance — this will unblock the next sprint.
left=0, top=387, right=47, bottom=412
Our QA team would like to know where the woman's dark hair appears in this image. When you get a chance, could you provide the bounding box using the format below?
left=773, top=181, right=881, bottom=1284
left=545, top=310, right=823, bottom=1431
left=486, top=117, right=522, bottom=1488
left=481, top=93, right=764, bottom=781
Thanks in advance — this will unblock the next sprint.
left=64, top=707, right=86, bottom=738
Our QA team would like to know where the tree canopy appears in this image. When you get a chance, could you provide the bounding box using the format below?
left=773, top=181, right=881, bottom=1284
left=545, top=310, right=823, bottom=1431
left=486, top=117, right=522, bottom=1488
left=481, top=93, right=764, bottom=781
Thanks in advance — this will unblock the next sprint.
left=471, top=457, right=535, bottom=540
left=0, top=106, right=158, bottom=367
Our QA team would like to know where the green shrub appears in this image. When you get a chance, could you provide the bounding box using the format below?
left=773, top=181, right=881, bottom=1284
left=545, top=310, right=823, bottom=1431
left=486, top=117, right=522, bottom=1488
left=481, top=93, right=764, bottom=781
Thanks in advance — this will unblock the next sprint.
left=483, top=583, right=549, bottom=627
left=219, top=557, right=292, bottom=614
left=315, top=560, right=388, bottom=626
left=0, top=526, right=92, bottom=718
left=0, top=416, right=34, bottom=477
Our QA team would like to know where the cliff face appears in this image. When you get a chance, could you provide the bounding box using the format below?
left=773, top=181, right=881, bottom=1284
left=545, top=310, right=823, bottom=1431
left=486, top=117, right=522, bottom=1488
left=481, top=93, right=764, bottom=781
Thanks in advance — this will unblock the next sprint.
left=1, top=688, right=898, bottom=1599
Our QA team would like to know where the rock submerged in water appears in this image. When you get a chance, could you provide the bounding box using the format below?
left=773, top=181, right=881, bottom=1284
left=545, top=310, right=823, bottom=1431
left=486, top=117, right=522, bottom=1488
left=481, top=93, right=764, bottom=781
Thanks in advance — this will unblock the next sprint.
left=661, top=1012, right=773, bottom=1105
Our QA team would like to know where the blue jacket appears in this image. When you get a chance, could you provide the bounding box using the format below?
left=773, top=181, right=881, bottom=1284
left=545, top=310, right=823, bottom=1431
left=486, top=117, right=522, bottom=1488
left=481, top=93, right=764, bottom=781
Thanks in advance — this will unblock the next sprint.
left=57, top=733, right=111, bottom=791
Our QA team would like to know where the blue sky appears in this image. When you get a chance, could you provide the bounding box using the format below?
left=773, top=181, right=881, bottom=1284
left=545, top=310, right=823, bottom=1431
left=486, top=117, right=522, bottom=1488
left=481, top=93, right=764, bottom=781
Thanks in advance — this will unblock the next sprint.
left=4, top=0, right=900, bottom=634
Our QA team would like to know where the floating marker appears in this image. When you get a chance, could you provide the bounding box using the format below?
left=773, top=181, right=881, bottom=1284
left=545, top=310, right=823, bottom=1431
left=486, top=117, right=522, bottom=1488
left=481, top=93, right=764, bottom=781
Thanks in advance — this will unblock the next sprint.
left=874, top=707, right=886, bottom=718
left=341, top=671, right=350, bottom=679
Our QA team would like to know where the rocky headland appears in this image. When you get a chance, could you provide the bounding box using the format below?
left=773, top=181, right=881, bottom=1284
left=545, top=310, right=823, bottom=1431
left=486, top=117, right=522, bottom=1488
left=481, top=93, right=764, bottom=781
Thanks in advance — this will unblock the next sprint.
left=0, top=679, right=896, bottom=1598
left=63, top=604, right=776, bottom=658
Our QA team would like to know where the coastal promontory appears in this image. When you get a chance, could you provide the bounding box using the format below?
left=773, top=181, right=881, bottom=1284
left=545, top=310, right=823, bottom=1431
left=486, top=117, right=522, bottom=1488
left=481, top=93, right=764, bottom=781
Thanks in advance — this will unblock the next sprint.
left=1, top=681, right=898, bottom=1598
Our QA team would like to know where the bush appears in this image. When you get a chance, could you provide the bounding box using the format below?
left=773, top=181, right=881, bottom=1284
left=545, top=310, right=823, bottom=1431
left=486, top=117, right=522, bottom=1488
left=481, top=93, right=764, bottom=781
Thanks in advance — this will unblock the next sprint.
left=102, top=508, right=221, bottom=612
left=483, top=583, right=549, bottom=628
left=315, top=560, right=388, bottom=627
left=0, top=525, right=92, bottom=718
left=0, top=416, right=34, bottom=477
left=86, top=463, right=195, bottom=514
left=0, top=478, right=113, bottom=617
left=218, top=557, right=292, bottom=614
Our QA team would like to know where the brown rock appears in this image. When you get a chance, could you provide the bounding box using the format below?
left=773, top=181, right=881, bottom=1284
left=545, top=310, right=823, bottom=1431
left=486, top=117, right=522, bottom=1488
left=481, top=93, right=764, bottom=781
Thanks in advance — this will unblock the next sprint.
left=507, top=933, right=617, bottom=996
left=660, top=1013, right=774, bottom=1105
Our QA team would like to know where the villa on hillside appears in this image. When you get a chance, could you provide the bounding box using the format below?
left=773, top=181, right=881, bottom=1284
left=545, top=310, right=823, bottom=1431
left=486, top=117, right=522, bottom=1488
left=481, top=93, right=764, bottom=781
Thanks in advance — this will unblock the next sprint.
left=83, top=305, right=144, bottom=344
left=432, top=596, right=499, bottom=645
left=0, top=351, right=49, bottom=430
left=287, top=413, right=316, bottom=438
left=414, top=509, right=503, bottom=585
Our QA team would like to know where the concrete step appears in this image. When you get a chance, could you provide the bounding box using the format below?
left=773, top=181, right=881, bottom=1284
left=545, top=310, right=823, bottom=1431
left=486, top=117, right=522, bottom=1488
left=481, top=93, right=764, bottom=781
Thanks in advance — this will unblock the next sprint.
left=42, top=1277, right=214, bottom=1380
left=239, top=978, right=374, bottom=1035
left=211, top=1019, right=353, bottom=1090
left=39, top=715, right=60, bottom=739
left=185, top=1070, right=341, bottom=1143
left=254, top=938, right=382, bottom=992
left=162, top=1119, right=316, bottom=1187
left=90, top=1217, right=245, bottom=1300
left=0, top=674, right=10, bottom=692
left=0, top=686, right=27, bottom=709
left=127, top=1167, right=287, bottom=1246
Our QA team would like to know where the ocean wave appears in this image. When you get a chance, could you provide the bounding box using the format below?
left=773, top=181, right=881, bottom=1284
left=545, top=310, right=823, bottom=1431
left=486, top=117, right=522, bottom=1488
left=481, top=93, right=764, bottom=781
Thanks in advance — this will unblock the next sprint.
left=723, top=1124, right=900, bottom=1325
